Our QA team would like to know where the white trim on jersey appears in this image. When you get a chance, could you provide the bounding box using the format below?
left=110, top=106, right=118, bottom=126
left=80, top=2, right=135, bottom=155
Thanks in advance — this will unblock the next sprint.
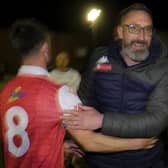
left=18, top=65, right=49, bottom=76
left=58, top=85, right=81, bottom=111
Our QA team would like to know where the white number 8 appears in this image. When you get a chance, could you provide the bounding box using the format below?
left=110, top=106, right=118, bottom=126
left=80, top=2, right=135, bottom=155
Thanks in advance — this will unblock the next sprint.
left=6, top=106, right=30, bottom=157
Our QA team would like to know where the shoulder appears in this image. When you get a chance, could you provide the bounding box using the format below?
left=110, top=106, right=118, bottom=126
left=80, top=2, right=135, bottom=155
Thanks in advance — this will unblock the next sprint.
left=88, top=46, right=108, bottom=67
left=58, top=85, right=81, bottom=110
left=92, top=46, right=108, bottom=59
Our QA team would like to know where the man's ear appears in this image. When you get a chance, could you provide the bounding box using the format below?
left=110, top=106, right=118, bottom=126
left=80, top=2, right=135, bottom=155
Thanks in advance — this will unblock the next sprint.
left=41, top=42, right=49, bottom=59
left=117, top=25, right=123, bottom=39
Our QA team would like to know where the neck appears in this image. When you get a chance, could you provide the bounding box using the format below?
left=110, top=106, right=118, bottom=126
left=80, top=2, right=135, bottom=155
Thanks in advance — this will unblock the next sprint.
left=22, top=54, right=47, bottom=69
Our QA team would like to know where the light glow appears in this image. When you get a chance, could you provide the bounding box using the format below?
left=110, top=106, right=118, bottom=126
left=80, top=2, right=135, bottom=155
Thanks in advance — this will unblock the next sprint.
left=87, top=8, right=101, bottom=22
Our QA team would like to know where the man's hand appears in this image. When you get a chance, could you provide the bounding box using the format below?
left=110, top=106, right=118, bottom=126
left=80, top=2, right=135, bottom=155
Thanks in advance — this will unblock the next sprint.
left=64, top=140, right=85, bottom=158
left=62, top=105, right=103, bottom=130
left=130, top=137, right=158, bottom=150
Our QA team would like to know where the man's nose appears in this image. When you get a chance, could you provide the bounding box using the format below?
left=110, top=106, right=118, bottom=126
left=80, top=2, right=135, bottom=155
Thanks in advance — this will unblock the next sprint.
left=138, top=29, right=146, bottom=40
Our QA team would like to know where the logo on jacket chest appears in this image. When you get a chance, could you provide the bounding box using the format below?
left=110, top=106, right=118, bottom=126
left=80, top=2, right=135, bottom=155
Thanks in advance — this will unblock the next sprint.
left=95, top=56, right=112, bottom=72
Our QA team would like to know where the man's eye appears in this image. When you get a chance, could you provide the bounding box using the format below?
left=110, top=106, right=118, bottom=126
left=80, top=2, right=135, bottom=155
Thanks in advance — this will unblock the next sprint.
left=129, top=25, right=139, bottom=31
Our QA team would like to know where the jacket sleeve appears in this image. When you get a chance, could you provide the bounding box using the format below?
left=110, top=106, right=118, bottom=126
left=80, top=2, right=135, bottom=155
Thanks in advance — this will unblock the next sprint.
left=101, top=70, right=168, bottom=138
left=78, top=47, right=107, bottom=106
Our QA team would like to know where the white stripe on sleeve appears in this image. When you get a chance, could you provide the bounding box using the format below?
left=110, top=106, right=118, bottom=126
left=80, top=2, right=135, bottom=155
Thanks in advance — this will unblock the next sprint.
left=58, top=85, right=81, bottom=111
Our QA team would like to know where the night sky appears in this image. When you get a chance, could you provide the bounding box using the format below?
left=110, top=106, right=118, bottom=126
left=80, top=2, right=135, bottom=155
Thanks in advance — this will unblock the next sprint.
left=0, top=0, right=167, bottom=32
left=0, top=0, right=168, bottom=75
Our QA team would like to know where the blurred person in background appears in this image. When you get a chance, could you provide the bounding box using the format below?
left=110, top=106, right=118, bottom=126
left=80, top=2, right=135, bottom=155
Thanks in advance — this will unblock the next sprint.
left=50, top=51, right=81, bottom=93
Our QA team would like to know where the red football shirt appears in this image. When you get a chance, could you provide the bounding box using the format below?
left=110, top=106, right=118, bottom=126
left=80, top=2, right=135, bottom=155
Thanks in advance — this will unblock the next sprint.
left=0, top=75, right=65, bottom=168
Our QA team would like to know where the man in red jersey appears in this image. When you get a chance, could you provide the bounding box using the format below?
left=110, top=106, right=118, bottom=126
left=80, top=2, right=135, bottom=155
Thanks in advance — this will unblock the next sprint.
left=0, top=18, right=67, bottom=168
left=0, top=18, right=157, bottom=168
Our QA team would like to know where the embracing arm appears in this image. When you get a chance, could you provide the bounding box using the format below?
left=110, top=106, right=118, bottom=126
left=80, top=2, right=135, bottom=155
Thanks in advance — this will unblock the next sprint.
left=102, top=72, right=168, bottom=138
left=67, top=129, right=156, bottom=152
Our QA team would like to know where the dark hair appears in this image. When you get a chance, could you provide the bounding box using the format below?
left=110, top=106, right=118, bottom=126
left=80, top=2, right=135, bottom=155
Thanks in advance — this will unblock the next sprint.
left=118, top=3, right=153, bottom=25
left=9, top=18, right=49, bottom=57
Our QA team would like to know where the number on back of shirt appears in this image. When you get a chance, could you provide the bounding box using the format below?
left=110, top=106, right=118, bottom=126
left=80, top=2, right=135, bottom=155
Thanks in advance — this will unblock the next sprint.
left=5, top=106, right=30, bottom=157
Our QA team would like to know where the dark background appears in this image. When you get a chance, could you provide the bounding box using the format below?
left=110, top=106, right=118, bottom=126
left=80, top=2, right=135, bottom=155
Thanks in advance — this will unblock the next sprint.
left=0, top=1, right=168, bottom=167
left=0, top=0, right=168, bottom=75
left=0, top=0, right=167, bottom=31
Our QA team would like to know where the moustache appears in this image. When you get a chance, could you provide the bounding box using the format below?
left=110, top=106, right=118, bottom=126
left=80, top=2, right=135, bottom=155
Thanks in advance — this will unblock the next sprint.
left=130, top=40, right=147, bottom=46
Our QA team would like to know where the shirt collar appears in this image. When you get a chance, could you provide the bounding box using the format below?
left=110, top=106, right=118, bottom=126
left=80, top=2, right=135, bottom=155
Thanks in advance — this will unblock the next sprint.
left=18, top=65, right=49, bottom=76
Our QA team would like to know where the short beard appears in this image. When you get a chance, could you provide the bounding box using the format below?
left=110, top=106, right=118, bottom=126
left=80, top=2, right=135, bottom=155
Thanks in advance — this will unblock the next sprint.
left=122, top=41, right=149, bottom=62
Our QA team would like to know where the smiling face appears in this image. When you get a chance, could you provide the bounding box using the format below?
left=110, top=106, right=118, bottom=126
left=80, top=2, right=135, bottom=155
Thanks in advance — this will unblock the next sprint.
left=117, top=10, right=153, bottom=62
